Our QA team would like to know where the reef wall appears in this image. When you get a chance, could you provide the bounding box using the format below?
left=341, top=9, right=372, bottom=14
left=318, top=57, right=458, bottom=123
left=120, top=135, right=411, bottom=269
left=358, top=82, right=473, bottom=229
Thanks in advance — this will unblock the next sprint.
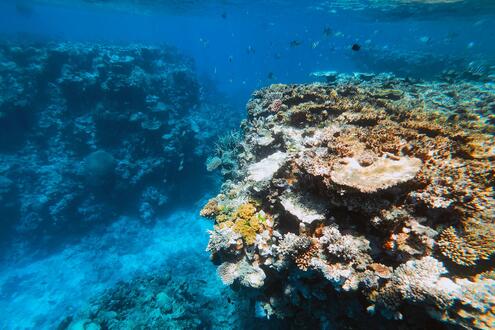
left=0, top=41, right=233, bottom=249
left=201, top=73, right=495, bottom=329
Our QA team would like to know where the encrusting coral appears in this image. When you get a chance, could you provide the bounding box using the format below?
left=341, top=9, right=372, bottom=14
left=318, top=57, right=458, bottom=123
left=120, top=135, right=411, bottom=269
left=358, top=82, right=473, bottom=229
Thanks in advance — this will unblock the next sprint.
left=201, top=72, right=495, bottom=329
left=438, top=221, right=495, bottom=266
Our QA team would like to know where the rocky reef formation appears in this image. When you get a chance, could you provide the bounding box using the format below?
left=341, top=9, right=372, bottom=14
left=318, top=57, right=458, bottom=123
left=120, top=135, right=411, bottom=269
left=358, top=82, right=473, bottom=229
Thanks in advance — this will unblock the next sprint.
left=201, top=73, right=494, bottom=329
left=0, top=41, right=234, bottom=248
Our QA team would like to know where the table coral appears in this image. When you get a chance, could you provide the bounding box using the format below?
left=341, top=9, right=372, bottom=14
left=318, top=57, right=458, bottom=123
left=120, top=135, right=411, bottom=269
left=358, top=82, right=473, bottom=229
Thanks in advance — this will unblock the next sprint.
left=201, top=73, right=495, bottom=328
left=330, top=156, right=422, bottom=193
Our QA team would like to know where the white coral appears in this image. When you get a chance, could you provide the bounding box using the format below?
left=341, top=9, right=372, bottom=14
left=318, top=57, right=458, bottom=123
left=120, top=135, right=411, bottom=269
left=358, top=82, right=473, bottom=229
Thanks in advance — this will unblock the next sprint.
left=276, top=233, right=311, bottom=257
left=330, top=156, right=422, bottom=193
left=247, top=151, right=287, bottom=182
left=388, top=257, right=460, bottom=309
left=206, top=227, right=240, bottom=254
left=319, top=225, right=370, bottom=263
left=217, top=258, right=266, bottom=288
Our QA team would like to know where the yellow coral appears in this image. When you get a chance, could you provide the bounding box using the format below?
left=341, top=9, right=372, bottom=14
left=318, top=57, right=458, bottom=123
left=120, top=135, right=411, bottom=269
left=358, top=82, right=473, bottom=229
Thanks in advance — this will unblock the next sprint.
left=233, top=202, right=257, bottom=220
left=216, top=214, right=230, bottom=223
left=220, top=202, right=267, bottom=246
left=233, top=219, right=257, bottom=245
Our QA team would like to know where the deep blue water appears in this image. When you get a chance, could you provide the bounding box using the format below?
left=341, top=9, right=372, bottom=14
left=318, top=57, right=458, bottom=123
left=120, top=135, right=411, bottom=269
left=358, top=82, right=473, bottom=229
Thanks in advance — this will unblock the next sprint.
left=2, top=1, right=494, bottom=103
left=0, top=0, right=494, bottom=329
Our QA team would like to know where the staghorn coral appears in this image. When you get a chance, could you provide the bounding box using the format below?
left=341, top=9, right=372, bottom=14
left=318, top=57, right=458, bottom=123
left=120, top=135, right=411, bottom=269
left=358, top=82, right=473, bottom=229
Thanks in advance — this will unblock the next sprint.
left=201, top=74, right=495, bottom=328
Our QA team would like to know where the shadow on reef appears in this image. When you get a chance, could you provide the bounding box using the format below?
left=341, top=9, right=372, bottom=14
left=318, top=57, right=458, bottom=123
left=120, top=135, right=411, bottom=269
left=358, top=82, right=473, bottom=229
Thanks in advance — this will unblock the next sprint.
left=0, top=41, right=241, bottom=257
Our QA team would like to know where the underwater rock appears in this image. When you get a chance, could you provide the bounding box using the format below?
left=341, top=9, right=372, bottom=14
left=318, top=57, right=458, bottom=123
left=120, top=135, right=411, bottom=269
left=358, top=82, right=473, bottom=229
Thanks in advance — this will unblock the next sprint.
left=83, top=150, right=116, bottom=187
left=201, top=73, right=495, bottom=329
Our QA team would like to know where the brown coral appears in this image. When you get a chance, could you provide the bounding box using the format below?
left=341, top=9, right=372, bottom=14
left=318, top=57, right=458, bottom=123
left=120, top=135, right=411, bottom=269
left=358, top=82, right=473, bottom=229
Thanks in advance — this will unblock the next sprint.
left=294, top=240, right=319, bottom=271
left=200, top=198, right=219, bottom=218
left=438, top=223, right=495, bottom=266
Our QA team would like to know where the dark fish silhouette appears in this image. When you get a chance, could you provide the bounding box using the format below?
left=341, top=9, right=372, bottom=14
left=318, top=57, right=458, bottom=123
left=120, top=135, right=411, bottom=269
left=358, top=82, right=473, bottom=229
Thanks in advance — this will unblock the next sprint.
left=323, top=26, right=332, bottom=37
left=246, top=45, right=256, bottom=55
left=351, top=43, right=361, bottom=51
left=267, top=72, right=274, bottom=79
left=290, top=40, right=302, bottom=48
left=221, top=12, right=227, bottom=19
left=15, top=1, right=34, bottom=16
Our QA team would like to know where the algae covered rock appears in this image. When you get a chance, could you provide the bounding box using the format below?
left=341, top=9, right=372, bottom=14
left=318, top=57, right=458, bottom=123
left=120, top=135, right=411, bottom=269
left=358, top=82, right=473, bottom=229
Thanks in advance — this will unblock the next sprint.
left=201, top=73, right=495, bottom=329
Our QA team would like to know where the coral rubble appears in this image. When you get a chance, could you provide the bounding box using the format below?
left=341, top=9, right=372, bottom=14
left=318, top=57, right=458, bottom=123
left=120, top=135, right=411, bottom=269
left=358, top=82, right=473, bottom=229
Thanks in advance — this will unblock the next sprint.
left=201, top=73, right=495, bottom=329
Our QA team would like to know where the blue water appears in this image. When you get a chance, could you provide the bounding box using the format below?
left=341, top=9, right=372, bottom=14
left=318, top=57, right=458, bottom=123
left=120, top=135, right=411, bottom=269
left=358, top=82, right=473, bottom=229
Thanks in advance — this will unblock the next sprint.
left=0, top=0, right=494, bottom=329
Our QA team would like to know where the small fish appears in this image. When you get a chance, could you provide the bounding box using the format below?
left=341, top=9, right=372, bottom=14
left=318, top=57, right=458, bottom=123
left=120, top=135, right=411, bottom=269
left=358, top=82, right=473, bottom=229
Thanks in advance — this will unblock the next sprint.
left=199, top=38, right=209, bottom=48
left=351, top=43, right=361, bottom=51
left=228, top=55, right=233, bottom=63
left=419, top=36, right=431, bottom=43
left=323, top=26, right=332, bottom=37
left=312, top=41, right=320, bottom=49
left=221, top=12, right=227, bottom=19
left=267, top=72, right=275, bottom=79
left=289, top=40, right=302, bottom=48
left=246, top=45, right=256, bottom=55
left=227, top=297, right=232, bottom=303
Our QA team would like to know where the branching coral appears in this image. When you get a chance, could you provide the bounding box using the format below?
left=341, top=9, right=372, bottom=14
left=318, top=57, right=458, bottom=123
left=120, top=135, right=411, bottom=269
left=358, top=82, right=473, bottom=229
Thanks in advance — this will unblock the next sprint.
left=376, top=257, right=459, bottom=319
left=318, top=225, right=371, bottom=265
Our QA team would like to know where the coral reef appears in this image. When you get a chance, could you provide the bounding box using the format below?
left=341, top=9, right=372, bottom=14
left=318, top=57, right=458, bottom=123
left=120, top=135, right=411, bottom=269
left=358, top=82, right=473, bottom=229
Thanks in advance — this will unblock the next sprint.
left=201, top=73, right=495, bottom=328
left=0, top=41, right=235, bottom=249
left=58, top=255, right=260, bottom=330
